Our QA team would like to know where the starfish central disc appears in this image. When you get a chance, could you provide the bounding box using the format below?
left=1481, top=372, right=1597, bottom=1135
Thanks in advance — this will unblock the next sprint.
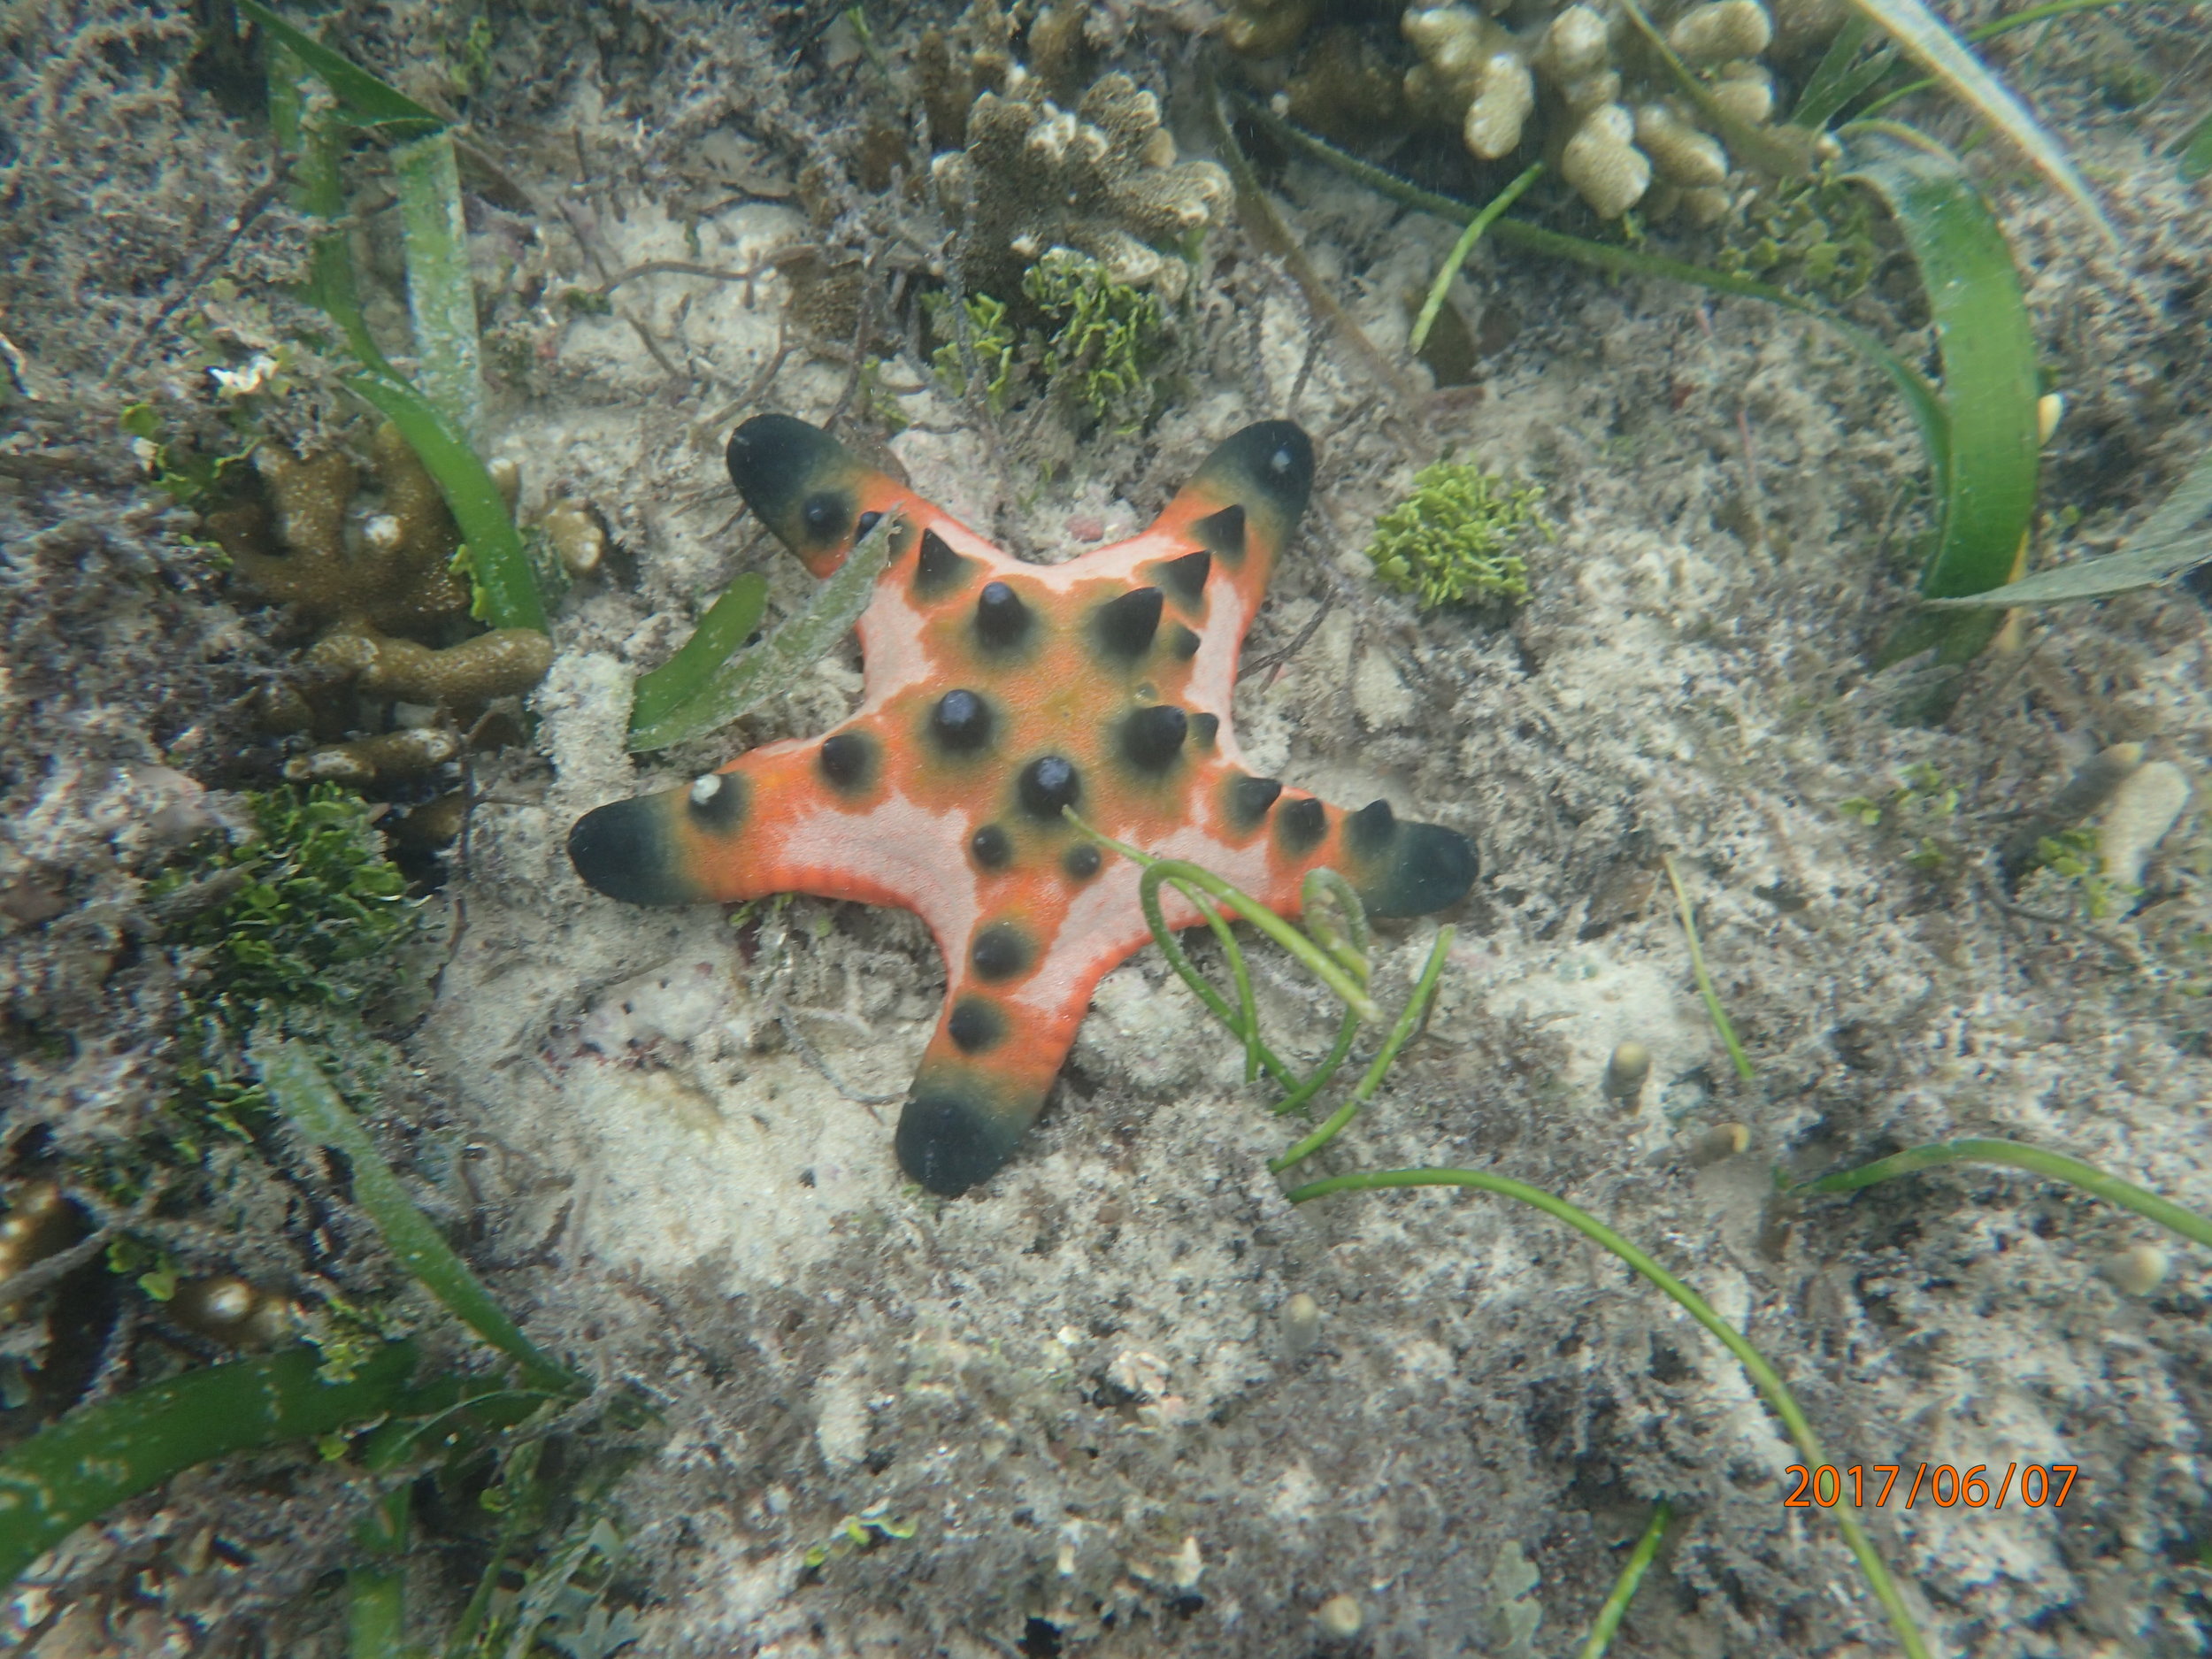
left=568, top=416, right=1476, bottom=1195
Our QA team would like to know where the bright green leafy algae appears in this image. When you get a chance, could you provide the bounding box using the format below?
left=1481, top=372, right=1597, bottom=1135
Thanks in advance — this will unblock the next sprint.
left=1023, top=250, right=1167, bottom=431
left=928, top=289, right=1018, bottom=414
left=1367, top=461, right=1548, bottom=610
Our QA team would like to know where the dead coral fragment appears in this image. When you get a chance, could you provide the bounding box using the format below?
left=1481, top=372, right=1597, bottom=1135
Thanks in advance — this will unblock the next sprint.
left=211, top=424, right=472, bottom=634
left=308, top=626, right=554, bottom=705
left=933, top=72, right=1231, bottom=303
left=210, top=422, right=557, bottom=695
left=284, top=726, right=464, bottom=786
left=1366, top=461, right=1548, bottom=609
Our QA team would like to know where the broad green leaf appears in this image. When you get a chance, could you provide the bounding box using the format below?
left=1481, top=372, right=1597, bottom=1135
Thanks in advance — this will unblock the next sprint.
left=1846, top=0, right=2123, bottom=256
left=343, top=372, right=548, bottom=634
left=0, top=1343, right=418, bottom=1586
left=1926, top=444, right=2212, bottom=606
left=628, top=511, right=903, bottom=751
left=630, top=574, right=772, bottom=737
left=237, top=0, right=446, bottom=135
left=1841, top=122, right=2039, bottom=603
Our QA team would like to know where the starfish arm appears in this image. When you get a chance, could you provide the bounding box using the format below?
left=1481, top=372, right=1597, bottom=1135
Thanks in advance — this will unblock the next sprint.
left=895, top=913, right=1153, bottom=1196
left=726, top=412, right=999, bottom=580
left=566, top=726, right=932, bottom=912
left=1139, top=421, right=1315, bottom=637
left=1237, top=788, right=1480, bottom=924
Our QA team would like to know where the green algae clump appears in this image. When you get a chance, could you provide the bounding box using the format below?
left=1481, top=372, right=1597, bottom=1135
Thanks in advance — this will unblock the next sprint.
left=1024, top=250, right=1166, bottom=430
left=151, top=783, right=419, bottom=1140
left=1366, top=461, right=1548, bottom=610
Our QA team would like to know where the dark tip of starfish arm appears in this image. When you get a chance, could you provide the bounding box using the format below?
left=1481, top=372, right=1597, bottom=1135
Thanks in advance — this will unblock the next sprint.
left=568, top=794, right=701, bottom=907
left=895, top=1089, right=1025, bottom=1196
left=1185, top=422, right=1315, bottom=554
left=1349, top=816, right=1478, bottom=918
left=726, top=414, right=860, bottom=557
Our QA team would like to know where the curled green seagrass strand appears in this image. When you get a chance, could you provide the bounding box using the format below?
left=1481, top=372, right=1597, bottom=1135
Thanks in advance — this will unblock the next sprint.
left=1070, top=815, right=1383, bottom=1024
left=1797, top=1137, right=2212, bottom=1251
left=1269, top=926, right=1453, bottom=1172
left=0, top=1341, right=418, bottom=1587
left=630, top=513, right=900, bottom=750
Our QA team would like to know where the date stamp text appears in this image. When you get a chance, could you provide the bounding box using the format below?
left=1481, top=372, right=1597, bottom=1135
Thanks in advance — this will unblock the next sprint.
left=1784, top=1464, right=2078, bottom=1510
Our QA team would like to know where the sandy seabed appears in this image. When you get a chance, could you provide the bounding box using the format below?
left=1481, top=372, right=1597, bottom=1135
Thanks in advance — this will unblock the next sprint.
left=5, top=1, right=2212, bottom=1654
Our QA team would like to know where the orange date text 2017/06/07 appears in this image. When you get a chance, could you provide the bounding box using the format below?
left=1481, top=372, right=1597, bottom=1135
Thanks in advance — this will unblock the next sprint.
left=1783, top=1464, right=2078, bottom=1510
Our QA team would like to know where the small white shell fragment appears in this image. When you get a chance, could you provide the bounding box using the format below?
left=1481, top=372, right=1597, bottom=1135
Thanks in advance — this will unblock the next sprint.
left=691, top=773, right=725, bottom=805
left=541, top=501, right=605, bottom=577
left=1171, top=1534, right=1204, bottom=1589
left=2098, top=760, right=2191, bottom=894
left=1282, top=1291, right=1323, bottom=1356
left=2038, top=391, right=2066, bottom=445
left=1690, top=1122, right=1751, bottom=1167
left=1106, top=1348, right=1169, bottom=1400
left=1316, top=1593, right=1363, bottom=1636
left=1602, top=1041, right=1651, bottom=1109
left=2106, top=1243, right=2169, bottom=1296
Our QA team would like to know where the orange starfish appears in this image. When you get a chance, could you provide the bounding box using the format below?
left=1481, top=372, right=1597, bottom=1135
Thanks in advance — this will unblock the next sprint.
left=569, top=417, right=1475, bottom=1195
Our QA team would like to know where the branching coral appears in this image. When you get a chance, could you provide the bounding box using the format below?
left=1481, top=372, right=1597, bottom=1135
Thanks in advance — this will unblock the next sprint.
left=1401, top=0, right=1793, bottom=219
left=1366, top=461, right=1548, bottom=609
left=1279, top=0, right=1831, bottom=222
left=204, top=421, right=552, bottom=789
left=931, top=68, right=1232, bottom=303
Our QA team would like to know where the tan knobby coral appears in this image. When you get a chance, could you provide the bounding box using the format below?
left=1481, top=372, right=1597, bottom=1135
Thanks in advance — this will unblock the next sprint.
left=931, top=69, right=1232, bottom=303
left=1394, top=0, right=1825, bottom=220
left=205, top=423, right=552, bottom=794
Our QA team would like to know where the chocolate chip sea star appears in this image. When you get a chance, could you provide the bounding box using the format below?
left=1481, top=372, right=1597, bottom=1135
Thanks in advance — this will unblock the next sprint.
left=568, top=416, right=1476, bottom=1195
